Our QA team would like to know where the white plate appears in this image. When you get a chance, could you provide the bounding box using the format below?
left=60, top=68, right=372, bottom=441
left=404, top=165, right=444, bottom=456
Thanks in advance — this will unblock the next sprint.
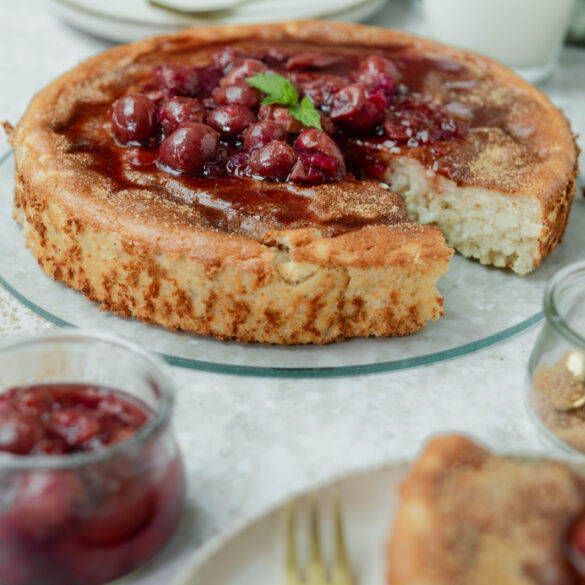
left=49, top=0, right=388, bottom=43
left=168, top=445, right=585, bottom=585
left=169, top=462, right=407, bottom=585
left=1, top=151, right=584, bottom=377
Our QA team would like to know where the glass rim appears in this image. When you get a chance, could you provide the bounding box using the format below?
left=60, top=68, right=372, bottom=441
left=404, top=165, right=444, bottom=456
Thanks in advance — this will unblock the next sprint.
left=0, top=328, right=175, bottom=470
left=544, top=259, right=585, bottom=350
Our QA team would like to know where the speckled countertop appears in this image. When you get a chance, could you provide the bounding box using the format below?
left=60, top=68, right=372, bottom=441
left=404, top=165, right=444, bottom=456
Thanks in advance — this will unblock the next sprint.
left=1, top=1, right=585, bottom=583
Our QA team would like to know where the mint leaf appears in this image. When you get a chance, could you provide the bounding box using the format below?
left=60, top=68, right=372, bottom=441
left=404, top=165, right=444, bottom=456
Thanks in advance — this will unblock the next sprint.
left=247, top=73, right=322, bottom=130
left=247, top=73, right=298, bottom=107
left=290, top=97, right=322, bottom=130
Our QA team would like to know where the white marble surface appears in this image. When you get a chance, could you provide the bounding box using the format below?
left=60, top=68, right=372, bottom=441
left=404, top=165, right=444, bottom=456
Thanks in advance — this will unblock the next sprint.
left=1, top=1, right=585, bottom=583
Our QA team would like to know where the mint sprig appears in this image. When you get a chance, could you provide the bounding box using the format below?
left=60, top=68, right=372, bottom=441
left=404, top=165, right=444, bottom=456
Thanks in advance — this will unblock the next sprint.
left=247, top=73, right=322, bottom=131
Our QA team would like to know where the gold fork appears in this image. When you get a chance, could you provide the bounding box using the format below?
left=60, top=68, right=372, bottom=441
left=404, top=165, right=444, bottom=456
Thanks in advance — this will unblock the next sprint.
left=286, top=495, right=354, bottom=585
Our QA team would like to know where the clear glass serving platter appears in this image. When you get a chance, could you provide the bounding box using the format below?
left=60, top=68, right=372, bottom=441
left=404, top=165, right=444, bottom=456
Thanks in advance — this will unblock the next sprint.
left=1, top=151, right=583, bottom=377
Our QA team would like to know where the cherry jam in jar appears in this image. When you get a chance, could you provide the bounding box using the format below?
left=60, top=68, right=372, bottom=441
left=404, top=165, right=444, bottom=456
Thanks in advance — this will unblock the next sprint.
left=0, top=331, right=185, bottom=585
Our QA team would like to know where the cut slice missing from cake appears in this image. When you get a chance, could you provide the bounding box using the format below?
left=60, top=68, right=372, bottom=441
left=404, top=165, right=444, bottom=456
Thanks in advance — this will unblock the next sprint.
left=387, top=435, right=585, bottom=584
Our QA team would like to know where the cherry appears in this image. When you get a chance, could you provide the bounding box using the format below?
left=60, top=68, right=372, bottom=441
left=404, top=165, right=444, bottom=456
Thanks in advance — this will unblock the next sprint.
left=212, top=82, right=261, bottom=107
left=33, top=437, right=68, bottom=455
left=0, top=413, right=43, bottom=455
left=249, top=141, right=297, bottom=180
left=9, top=470, right=85, bottom=538
left=383, top=114, right=411, bottom=142
left=295, top=128, right=346, bottom=172
left=291, top=72, right=345, bottom=107
left=153, top=64, right=199, bottom=96
left=384, top=99, right=466, bottom=145
left=195, top=64, right=223, bottom=94
left=159, top=122, right=220, bottom=174
left=78, top=482, right=154, bottom=546
left=212, top=46, right=246, bottom=72
left=289, top=161, right=327, bottom=184
left=220, top=58, right=267, bottom=87
left=158, top=96, right=206, bottom=134
left=143, top=89, right=171, bottom=107
left=47, top=409, right=100, bottom=448
left=243, top=120, right=288, bottom=151
left=225, top=151, right=250, bottom=175
left=111, top=93, right=159, bottom=146
left=249, top=47, right=292, bottom=65
left=357, top=56, right=399, bottom=95
left=207, top=104, right=257, bottom=139
left=298, top=151, right=340, bottom=172
left=567, top=514, right=585, bottom=577
left=18, top=386, right=52, bottom=414
left=285, top=52, right=343, bottom=70
left=258, top=104, right=304, bottom=133
left=56, top=538, right=131, bottom=585
left=98, top=393, right=149, bottom=428
left=330, top=83, right=387, bottom=130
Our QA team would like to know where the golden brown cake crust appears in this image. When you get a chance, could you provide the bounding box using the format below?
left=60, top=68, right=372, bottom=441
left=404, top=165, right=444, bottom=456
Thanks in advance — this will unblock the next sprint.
left=387, top=435, right=585, bottom=585
left=9, top=21, right=577, bottom=342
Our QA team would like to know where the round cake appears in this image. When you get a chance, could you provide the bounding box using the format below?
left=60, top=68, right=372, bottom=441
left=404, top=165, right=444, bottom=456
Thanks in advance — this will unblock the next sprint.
left=8, top=21, right=578, bottom=344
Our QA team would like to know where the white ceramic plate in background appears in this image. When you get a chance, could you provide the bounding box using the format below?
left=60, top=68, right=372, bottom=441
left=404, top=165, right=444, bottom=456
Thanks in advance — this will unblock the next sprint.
left=49, top=0, right=387, bottom=43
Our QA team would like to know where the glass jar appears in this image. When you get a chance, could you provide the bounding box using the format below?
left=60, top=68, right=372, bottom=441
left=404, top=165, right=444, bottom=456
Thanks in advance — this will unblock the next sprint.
left=526, top=260, right=585, bottom=455
left=0, top=330, right=185, bottom=585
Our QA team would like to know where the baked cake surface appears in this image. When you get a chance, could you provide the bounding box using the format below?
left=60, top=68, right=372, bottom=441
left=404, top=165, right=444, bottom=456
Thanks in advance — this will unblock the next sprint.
left=9, top=21, right=577, bottom=343
left=387, top=435, right=585, bottom=585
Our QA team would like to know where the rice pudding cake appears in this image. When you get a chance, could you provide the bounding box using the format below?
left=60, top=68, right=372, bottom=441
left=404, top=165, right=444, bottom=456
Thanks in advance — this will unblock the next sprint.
left=9, top=22, right=578, bottom=343
left=388, top=435, right=585, bottom=584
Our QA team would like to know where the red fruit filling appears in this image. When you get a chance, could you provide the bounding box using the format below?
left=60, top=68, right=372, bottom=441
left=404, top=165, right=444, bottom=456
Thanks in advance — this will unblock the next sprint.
left=0, top=383, right=148, bottom=455
left=109, top=48, right=469, bottom=185
left=0, top=383, right=185, bottom=585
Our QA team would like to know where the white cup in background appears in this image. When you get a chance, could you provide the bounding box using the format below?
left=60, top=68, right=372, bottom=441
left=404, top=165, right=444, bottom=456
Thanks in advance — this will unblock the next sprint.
left=423, top=0, right=576, bottom=83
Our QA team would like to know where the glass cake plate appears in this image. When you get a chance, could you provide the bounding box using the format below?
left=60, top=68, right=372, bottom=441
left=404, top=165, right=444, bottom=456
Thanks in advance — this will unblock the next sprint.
left=1, top=151, right=583, bottom=377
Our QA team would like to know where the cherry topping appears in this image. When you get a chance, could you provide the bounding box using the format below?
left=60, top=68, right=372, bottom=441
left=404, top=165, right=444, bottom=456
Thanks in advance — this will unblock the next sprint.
left=243, top=120, right=288, bottom=151
left=298, top=151, right=340, bottom=172
left=47, top=409, right=100, bottom=448
left=291, top=73, right=345, bottom=107
left=258, top=104, right=304, bottom=134
left=384, top=98, right=466, bottom=145
left=159, top=122, right=220, bottom=174
left=143, top=89, right=171, bottom=107
left=0, top=414, right=43, bottom=455
left=295, top=128, right=346, bottom=173
left=154, top=64, right=200, bottom=96
left=207, top=104, right=257, bottom=139
left=357, top=56, right=399, bottom=95
left=288, top=161, right=328, bottom=184
left=220, top=58, right=267, bottom=87
left=249, top=141, right=297, bottom=180
left=158, top=96, right=206, bottom=134
left=108, top=46, right=470, bottom=186
left=212, top=82, right=262, bottom=107
left=225, top=150, right=251, bottom=176
left=212, top=46, right=246, bottom=72
left=195, top=64, right=223, bottom=94
left=330, top=83, right=387, bottom=130
left=285, top=52, right=343, bottom=70
left=111, top=93, right=159, bottom=146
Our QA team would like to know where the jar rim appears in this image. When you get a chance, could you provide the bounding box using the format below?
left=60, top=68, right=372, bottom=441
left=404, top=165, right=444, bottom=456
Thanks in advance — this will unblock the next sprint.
left=0, top=329, right=175, bottom=470
left=544, top=259, right=585, bottom=350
